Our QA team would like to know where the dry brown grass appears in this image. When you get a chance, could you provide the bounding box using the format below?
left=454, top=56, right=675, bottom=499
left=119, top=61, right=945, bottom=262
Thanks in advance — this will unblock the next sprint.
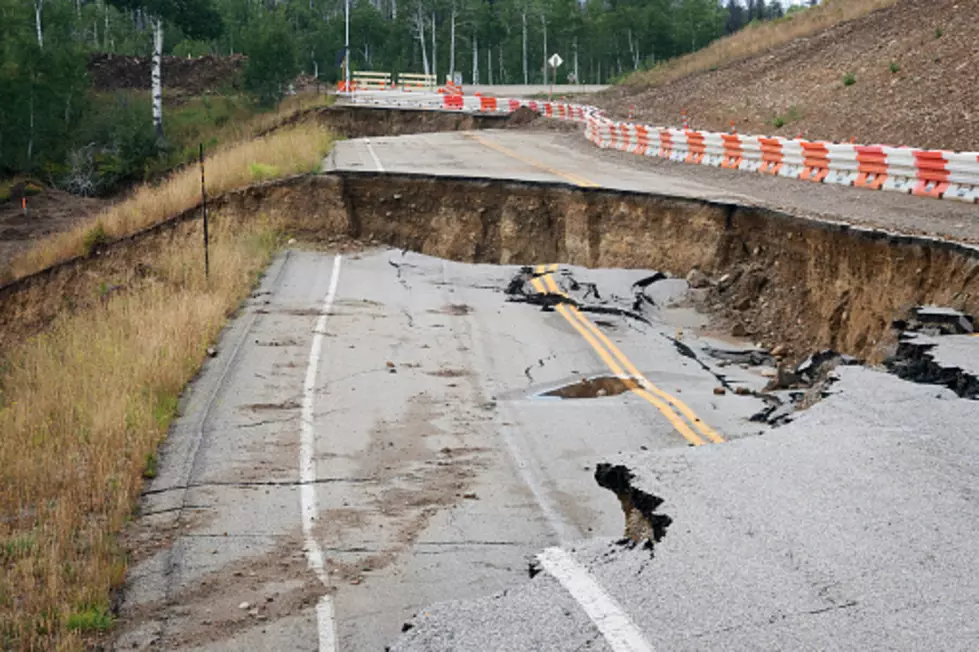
left=625, top=0, right=902, bottom=89
left=0, top=209, right=289, bottom=650
left=8, top=123, right=333, bottom=280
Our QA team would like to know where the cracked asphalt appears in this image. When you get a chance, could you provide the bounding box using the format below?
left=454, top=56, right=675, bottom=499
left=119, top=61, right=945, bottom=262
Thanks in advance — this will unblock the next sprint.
left=399, top=367, right=979, bottom=650
left=114, top=249, right=779, bottom=650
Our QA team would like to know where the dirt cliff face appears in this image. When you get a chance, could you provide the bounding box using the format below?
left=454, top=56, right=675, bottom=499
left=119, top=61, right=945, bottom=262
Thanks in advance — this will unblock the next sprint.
left=6, top=172, right=979, bottom=366
left=600, top=0, right=979, bottom=151
left=88, top=53, right=246, bottom=94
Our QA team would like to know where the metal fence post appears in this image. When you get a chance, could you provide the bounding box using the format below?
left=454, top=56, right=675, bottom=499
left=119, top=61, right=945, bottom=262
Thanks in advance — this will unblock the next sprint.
left=200, top=143, right=209, bottom=280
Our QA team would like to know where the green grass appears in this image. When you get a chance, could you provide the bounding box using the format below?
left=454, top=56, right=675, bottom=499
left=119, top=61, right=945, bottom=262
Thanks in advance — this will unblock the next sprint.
left=889, top=61, right=901, bottom=74
left=65, top=605, right=113, bottom=633
left=843, top=72, right=856, bottom=86
left=249, top=162, right=281, bottom=181
left=772, top=105, right=803, bottom=130
left=142, top=452, right=158, bottom=479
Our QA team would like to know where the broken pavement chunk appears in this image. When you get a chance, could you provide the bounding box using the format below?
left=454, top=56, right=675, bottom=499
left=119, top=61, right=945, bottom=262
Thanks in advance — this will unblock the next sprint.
left=594, top=463, right=672, bottom=549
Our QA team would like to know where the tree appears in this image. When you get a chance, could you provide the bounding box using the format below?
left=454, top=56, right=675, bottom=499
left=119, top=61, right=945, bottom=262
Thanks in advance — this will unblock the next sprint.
left=242, top=9, right=298, bottom=107
left=107, top=0, right=223, bottom=140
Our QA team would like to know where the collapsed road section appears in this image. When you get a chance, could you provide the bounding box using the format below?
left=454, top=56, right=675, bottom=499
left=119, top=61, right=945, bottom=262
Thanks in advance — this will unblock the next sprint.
left=6, top=169, right=979, bottom=367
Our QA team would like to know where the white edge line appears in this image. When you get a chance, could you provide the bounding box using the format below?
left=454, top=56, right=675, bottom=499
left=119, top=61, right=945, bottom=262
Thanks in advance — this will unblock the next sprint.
left=364, top=138, right=385, bottom=172
left=301, top=254, right=343, bottom=652
left=537, top=547, right=654, bottom=652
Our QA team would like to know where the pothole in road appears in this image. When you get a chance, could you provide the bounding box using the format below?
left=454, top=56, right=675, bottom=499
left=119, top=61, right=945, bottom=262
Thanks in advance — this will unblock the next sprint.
left=540, top=375, right=637, bottom=399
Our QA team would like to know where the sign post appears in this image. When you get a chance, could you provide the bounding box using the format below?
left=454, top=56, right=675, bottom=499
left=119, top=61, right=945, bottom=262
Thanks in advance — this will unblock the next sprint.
left=547, top=53, right=563, bottom=101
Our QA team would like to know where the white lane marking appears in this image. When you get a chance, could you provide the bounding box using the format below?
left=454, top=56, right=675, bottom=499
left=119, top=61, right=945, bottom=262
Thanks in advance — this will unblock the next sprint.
left=364, top=138, right=385, bottom=172
left=538, top=547, right=654, bottom=652
left=301, top=254, right=343, bottom=652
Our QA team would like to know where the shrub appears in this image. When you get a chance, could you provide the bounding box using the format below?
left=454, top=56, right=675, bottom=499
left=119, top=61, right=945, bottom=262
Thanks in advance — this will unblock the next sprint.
left=890, top=61, right=901, bottom=73
left=935, top=27, right=943, bottom=38
left=82, top=224, right=110, bottom=256
left=772, top=116, right=785, bottom=129
left=843, top=72, right=856, bottom=86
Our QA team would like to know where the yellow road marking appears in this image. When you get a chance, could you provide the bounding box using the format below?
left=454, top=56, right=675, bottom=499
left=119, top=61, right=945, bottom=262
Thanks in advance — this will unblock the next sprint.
left=465, top=133, right=600, bottom=188
left=529, top=275, right=708, bottom=447
left=542, top=274, right=723, bottom=444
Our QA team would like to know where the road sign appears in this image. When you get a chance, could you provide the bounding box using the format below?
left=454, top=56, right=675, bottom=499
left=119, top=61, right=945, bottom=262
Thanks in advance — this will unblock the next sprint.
left=548, top=53, right=563, bottom=69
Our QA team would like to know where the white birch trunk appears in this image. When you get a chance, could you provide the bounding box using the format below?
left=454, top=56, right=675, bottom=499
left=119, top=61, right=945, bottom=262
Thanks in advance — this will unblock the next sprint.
left=151, top=17, right=164, bottom=139
left=33, top=0, right=44, bottom=49
left=415, top=9, right=430, bottom=75
left=472, top=35, right=478, bottom=85
left=573, top=37, right=579, bottom=83
left=431, top=11, right=437, bottom=83
left=449, top=6, right=456, bottom=80
left=540, top=15, right=547, bottom=84
left=522, top=9, right=528, bottom=84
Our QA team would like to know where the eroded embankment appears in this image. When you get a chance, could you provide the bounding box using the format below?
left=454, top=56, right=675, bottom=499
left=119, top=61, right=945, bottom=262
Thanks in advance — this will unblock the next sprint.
left=260, top=105, right=511, bottom=138
left=4, top=171, right=979, bottom=365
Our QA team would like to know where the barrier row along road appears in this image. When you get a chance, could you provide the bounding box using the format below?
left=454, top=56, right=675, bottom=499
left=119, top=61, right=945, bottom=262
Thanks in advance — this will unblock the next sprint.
left=342, top=90, right=979, bottom=204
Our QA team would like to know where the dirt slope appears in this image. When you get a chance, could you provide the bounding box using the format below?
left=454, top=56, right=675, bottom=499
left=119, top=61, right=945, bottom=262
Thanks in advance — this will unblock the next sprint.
left=88, top=53, right=246, bottom=94
left=599, top=0, right=979, bottom=151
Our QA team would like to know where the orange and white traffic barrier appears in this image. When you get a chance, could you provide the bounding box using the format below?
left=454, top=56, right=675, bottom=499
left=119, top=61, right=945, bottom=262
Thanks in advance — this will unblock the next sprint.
left=703, top=132, right=726, bottom=167
left=758, top=137, right=783, bottom=175
left=944, top=152, right=979, bottom=203
left=442, top=94, right=464, bottom=110
left=912, top=150, right=950, bottom=198
left=778, top=139, right=806, bottom=179
left=852, top=146, right=888, bottom=190
left=824, top=143, right=860, bottom=186
left=721, top=134, right=744, bottom=169
left=658, top=129, right=674, bottom=158
left=684, top=130, right=707, bottom=165
left=800, top=141, right=830, bottom=182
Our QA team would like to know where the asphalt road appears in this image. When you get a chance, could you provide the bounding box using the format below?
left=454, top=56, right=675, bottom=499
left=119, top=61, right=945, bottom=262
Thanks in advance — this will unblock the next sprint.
left=397, top=367, right=979, bottom=650
left=116, top=249, right=775, bottom=650
left=115, top=115, right=979, bottom=651
left=326, top=125, right=979, bottom=244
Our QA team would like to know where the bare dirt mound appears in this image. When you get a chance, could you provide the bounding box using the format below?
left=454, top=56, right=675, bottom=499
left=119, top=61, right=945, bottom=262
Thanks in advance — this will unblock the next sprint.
left=0, top=187, right=104, bottom=282
left=88, top=53, right=246, bottom=94
left=599, top=0, right=979, bottom=151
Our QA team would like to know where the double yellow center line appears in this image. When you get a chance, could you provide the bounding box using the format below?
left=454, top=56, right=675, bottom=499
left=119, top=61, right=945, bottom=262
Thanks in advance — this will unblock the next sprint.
left=464, top=133, right=600, bottom=188
left=531, top=264, right=724, bottom=447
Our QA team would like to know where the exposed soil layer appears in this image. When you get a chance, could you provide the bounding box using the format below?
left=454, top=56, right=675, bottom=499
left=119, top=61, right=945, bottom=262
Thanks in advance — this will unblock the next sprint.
left=263, top=105, right=510, bottom=139
left=5, top=172, right=979, bottom=368
left=600, top=0, right=979, bottom=151
left=0, top=187, right=105, bottom=277
left=88, top=53, right=246, bottom=94
left=594, top=463, right=671, bottom=548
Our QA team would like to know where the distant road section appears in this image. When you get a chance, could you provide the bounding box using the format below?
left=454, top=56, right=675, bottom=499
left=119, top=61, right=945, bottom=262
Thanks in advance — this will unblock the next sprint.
left=466, top=84, right=608, bottom=97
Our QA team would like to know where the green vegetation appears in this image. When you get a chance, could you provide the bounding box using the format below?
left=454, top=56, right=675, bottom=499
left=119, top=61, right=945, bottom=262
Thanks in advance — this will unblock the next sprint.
left=935, top=27, right=943, bottom=38
left=143, top=452, right=159, bottom=479
left=890, top=61, right=901, bottom=74
left=66, top=605, right=114, bottom=633
left=772, top=105, right=803, bottom=130
left=843, top=72, right=856, bottom=86
left=81, top=224, right=110, bottom=256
